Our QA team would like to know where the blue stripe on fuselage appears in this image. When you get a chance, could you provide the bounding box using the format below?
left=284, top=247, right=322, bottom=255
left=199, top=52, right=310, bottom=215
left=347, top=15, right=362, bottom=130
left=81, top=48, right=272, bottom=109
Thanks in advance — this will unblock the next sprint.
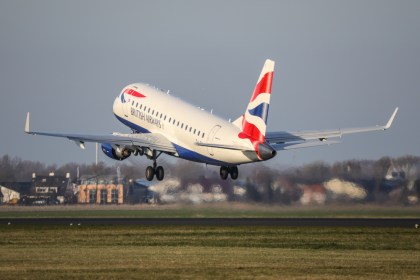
left=114, top=114, right=229, bottom=166
left=114, top=114, right=150, bottom=133
left=172, top=143, right=228, bottom=166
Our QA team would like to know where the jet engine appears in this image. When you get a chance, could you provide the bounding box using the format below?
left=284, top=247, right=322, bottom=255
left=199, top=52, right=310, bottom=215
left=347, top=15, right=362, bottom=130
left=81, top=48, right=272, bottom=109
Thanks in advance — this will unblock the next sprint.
left=101, top=143, right=131, bottom=160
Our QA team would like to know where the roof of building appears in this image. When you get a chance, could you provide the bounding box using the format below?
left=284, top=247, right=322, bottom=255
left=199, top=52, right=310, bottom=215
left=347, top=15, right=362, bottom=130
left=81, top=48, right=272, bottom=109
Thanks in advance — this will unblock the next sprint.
left=0, top=175, right=71, bottom=196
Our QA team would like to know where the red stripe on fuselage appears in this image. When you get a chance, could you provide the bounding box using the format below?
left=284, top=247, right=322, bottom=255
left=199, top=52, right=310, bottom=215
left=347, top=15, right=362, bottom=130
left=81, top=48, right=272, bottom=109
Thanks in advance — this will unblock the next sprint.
left=239, top=118, right=266, bottom=160
left=238, top=130, right=264, bottom=160
left=240, top=120, right=265, bottom=143
left=124, top=88, right=146, bottom=98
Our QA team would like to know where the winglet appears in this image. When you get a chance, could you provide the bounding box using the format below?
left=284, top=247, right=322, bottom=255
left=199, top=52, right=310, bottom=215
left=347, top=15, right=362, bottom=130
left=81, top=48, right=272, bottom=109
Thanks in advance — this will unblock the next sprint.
left=384, top=107, right=398, bottom=130
left=24, top=112, right=30, bottom=133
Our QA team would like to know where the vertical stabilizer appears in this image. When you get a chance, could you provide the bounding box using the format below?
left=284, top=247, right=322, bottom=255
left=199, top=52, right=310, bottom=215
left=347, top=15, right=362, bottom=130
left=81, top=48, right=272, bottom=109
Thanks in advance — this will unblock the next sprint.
left=240, top=59, right=275, bottom=142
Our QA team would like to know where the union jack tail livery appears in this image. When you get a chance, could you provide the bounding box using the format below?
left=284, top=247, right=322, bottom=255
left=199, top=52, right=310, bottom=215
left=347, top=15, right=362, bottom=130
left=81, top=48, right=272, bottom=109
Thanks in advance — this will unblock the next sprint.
left=241, top=59, right=275, bottom=143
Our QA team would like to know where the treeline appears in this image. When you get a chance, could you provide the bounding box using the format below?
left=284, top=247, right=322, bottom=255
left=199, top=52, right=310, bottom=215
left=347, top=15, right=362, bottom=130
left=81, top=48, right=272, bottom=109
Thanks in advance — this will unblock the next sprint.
left=240, top=156, right=420, bottom=204
left=0, top=155, right=144, bottom=182
left=285, top=156, right=420, bottom=185
left=0, top=154, right=419, bottom=184
left=1, top=154, right=419, bottom=204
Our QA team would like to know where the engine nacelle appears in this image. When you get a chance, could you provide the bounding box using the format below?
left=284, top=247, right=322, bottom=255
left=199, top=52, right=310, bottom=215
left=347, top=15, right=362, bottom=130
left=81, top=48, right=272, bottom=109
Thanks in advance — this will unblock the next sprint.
left=101, top=143, right=131, bottom=161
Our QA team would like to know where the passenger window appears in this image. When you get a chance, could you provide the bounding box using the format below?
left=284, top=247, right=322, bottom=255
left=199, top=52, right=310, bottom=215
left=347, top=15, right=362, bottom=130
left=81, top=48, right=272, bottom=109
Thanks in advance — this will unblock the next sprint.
left=202, top=133, right=205, bottom=138
left=160, top=113, right=163, bottom=119
left=177, top=121, right=180, bottom=126
left=152, top=110, right=154, bottom=114
left=144, top=106, right=147, bottom=111
left=194, top=129, right=196, bottom=134
left=139, top=104, right=142, bottom=110
left=189, top=127, right=192, bottom=132
left=164, top=116, right=167, bottom=121
left=169, top=117, right=171, bottom=122
left=173, top=119, right=176, bottom=125
left=156, top=111, right=159, bottom=117
left=136, top=102, right=138, bottom=107
left=198, top=131, right=200, bottom=136
left=132, top=101, right=135, bottom=105
left=148, top=108, right=151, bottom=113
left=186, top=125, right=188, bottom=130
left=181, top=123, right=184, bottom=129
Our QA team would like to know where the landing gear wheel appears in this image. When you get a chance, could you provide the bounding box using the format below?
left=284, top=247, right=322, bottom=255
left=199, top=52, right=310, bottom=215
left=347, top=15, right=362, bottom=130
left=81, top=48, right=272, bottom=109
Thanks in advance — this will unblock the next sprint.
left=145, top=150, right=165, bottom=181
left=230, top=166, right=239, bottom=180
left=156, top=166, right=164, bottom=181
left=146, top=166, right=155, bottom=181
left=220, top=166, right=229, bottom=180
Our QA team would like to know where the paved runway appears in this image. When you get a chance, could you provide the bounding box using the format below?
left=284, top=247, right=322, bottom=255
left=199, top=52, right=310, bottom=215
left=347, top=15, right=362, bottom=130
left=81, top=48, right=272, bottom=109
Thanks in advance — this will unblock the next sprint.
left=1, top=218, right=419, bottom=227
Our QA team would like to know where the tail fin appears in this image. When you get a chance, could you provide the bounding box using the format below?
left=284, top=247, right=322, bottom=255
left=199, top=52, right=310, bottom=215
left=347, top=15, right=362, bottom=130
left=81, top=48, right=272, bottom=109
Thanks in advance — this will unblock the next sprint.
left=240, top=59, right=275, bottom=142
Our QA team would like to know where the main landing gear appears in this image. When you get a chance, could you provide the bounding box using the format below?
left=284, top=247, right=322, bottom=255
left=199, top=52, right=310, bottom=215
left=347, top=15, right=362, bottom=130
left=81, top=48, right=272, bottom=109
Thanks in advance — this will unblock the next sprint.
left=220, top=166, right=238, bottom=180
left=145, top=150, right=164, bottom=181
left=145, top=163, right=164, bottom=181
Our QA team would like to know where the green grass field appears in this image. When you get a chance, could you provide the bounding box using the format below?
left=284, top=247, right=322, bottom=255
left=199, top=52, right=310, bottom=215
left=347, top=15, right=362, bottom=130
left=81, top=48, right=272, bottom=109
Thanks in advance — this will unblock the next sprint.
left=1, top=224, right=419, bottom=279
left=1, top=205, right=419, bottom=279
left=1, top=203, right=420, bottom=218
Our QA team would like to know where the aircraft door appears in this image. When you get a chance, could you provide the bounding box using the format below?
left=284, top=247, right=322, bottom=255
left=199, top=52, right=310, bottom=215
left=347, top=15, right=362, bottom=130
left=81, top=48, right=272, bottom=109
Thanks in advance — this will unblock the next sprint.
left=207, top=125, right=221, bottom=156
left=122, top=96, right=130, bottom=117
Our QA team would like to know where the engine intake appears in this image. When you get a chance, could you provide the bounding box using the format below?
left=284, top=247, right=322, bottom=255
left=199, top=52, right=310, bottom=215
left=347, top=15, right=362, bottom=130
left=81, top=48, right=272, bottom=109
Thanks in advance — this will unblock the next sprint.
left=101, top=143, right=131, bottom=161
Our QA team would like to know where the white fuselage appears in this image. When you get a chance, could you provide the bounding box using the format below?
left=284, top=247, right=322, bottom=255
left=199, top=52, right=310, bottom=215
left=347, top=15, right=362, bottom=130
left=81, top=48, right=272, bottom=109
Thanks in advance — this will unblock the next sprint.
left=112, top=83, right=259, bottom=166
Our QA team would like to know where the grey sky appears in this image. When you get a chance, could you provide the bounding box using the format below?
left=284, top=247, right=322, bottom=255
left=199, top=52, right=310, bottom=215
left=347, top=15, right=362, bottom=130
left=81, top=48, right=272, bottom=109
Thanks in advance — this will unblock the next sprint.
left=0, top=0, right=419, bottom=168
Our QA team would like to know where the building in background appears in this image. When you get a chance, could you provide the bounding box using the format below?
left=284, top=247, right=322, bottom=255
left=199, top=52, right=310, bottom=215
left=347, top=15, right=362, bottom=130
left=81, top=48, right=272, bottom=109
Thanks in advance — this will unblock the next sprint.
left=0, top=185, right=21, bottom=204
left=0, top=173, right=73, bottom=205
left=77, top=175, right=123, bottom=204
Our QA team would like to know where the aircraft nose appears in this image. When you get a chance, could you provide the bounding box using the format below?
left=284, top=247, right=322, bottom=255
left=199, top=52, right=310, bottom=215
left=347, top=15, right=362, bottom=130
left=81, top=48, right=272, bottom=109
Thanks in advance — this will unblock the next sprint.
left=258, top=143, right=277, bottom=161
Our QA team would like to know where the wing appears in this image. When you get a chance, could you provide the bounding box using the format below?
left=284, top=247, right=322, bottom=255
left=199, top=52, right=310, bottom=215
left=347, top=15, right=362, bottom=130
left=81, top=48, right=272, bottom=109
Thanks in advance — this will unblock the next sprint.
left=266, top=107, right=398, bottom=151
left=24, top=113, right=176, bottom=153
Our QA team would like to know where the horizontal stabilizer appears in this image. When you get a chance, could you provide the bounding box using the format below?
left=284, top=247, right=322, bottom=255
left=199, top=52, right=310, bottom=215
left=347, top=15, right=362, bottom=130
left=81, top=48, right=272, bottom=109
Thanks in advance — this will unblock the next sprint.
left=266, top=107, right=398, bottom=144
left=271, top=140, right=340, bottom=151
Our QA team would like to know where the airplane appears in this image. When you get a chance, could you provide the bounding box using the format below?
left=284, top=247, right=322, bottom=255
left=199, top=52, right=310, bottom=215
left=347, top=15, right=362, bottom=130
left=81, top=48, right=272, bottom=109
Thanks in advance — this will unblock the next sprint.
left=24, top=59, right=398, bottom=181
